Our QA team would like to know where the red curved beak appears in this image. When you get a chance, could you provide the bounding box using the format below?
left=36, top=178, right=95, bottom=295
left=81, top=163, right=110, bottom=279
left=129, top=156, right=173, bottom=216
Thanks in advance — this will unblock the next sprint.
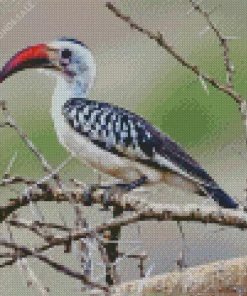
left=0, top=43, right=55, bottom=83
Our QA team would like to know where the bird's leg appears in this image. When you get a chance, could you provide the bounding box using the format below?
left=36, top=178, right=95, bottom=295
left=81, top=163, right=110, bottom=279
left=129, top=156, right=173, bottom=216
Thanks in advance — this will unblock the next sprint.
left=115, top=176, right=148, bottom=192
left=82, top=185, right=101, bottom=206
left=82, top=183, right=118, bottom=206
left=82, top=184, right=112, bottom=206
left=82, top=176, right=148, bottom=207
left=101, top=176, right=148, bottom=210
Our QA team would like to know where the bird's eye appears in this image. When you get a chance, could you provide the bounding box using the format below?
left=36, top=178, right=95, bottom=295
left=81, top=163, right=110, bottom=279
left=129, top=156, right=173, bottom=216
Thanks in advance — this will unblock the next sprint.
left=61, top=48, right=72, bottom=59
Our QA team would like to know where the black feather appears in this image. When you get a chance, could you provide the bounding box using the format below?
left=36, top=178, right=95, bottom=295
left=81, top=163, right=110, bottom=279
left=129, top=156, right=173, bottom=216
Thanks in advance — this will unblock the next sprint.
left=62, top=98, right=238, bottom=209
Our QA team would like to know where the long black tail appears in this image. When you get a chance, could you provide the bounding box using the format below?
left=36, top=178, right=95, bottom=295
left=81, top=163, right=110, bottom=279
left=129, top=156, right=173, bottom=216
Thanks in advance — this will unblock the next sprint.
left=202, top=184, right=238, bottom=209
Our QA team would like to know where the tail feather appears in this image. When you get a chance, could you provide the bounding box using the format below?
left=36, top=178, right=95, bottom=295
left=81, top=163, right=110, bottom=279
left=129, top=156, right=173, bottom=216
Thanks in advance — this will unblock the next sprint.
left=202, top=184, right=238, bottom=209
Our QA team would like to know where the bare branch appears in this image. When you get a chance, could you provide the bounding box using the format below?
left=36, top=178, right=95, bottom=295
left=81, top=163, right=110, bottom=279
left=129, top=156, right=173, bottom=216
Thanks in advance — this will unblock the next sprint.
left=7, top=219, right=72, bottom=233
left=0, top=121, right=10, bottom=128
left=0, top=238, right=109, bottom=292
left=1, top=185, right=247, bottom=228
left=176, top=221, right=187, bottom=270
left=199, top=25, right=210, bottom=37
left=111, top=255, right=247, bottom=295
left=189, top=0, right=234, bottom=88
left=1, top=187, right=247, bottom=293
left=0, top=4, right=246, bottom=293
left=3, top=152, right=18, bottom=178
left=0, top=175, right=35, bottom=187
left=105, top=2, right=247, bottom=197
left=105, top=2, right=243, bottom=105
left=199, top=75, right=209, bottom=94
left=6, top=219, right=58, bottom=242
left=0, top=101, right=71, bottom=196
left=0, top=252, right=14, bottom=258
left=0, top=101, right=52, bottom=173
left=3, top=193, right=246, bottom=268
left=17, top=258, right=50, bottom=296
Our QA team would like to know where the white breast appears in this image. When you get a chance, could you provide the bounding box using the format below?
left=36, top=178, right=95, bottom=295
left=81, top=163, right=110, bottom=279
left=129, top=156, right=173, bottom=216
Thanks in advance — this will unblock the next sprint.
left=50, top=78, right=196, bottom=187
left=51, top=99, right=164, bottom=184
left=55, top=109, right=166, bottom=182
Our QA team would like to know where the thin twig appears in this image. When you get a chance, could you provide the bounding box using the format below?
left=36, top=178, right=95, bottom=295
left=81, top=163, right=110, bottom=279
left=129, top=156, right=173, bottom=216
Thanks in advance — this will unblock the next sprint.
left=0, top=101, right=71, bottom=197
left=0, top=101, right=52, bottom=173
left=1, top=184, right=247, bottom=227
left=189, top=0, right=234, bottom=89
left=105, top=2, right=243, bottom=105
left=0, top=238, right=109, bottom=292
left=176, top=221, right=187, bottom=270
left=4, top=152, right=18, bottom=178
left=17, top=258, right=50, bottom=296
left=0, top=175, right=35, bottom=186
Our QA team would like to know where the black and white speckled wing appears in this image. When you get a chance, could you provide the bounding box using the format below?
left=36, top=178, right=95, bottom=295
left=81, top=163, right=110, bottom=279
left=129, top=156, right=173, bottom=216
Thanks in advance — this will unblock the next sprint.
left=62, top=98, right=215, bottom=187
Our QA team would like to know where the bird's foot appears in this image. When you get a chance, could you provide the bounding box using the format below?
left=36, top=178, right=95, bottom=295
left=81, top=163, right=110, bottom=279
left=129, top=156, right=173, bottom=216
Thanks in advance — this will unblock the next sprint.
left=82, top=176, right=148, bottom=208
left=116, top=176, right=148, bottom=192
left=82, top=185, right=95, bottom=206
left=82, top=184, right=107, bottom=206
left=100, top=187, right=113, bottom=211
left=82, top=184, right=114, bottom=208
left=82, top=184, right=114, bottom=207
left=100, top=176, right=148, bottom=210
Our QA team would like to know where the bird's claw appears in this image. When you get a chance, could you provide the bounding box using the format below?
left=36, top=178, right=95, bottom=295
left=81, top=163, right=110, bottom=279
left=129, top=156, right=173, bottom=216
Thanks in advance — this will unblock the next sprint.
left=100, top=189, right=111, bottom=211
left=83, top=176, right=148, bottom=208
left=100, top=184, right=128, bottom=211
left=82, top=185, right=98, bottom=206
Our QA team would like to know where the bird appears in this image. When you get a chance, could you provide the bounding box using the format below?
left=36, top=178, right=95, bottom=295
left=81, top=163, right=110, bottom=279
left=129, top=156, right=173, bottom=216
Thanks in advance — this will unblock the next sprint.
left=0, top=37, right=239, bottom=209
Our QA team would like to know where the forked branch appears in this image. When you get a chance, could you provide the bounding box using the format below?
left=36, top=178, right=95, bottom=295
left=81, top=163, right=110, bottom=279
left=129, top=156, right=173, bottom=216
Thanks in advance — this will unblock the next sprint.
left=105, top=2, right=244, bottom=107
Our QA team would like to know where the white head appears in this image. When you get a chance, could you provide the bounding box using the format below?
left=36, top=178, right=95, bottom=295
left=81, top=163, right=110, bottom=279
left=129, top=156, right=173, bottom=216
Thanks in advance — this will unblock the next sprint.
left=0, top=37, right=96, bottom=98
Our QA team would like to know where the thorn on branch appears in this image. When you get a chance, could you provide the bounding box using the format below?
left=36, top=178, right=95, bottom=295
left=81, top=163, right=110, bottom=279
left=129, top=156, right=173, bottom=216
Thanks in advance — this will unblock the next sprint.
left=208, top=5, right=220, bottom=16
left=64, top=233, right=72, bottom=253
left=189, top=1, right=200, bottom=9
left=156, top=31, right=163, bottom=45
left=105, top=1, right=244, bottom=105
left=0, top=122, right=9, bottom=128
left=4, top=152, right=18, bottom=178
left=223, top=36, right=238, bottom=41
left=0, top=100, right=7, bottom=110
left=186, top=6, right=195, bottom=15
left=199, top=26, right=210, bottom=37
left=199, top=75, right=209, bottom=94
left=240, top=100, right=247, bottom=120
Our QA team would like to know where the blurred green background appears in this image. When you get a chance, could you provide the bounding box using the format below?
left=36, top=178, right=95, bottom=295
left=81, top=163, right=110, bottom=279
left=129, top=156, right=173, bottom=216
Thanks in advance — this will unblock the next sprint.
left=1, top=0, right=247, bottom=295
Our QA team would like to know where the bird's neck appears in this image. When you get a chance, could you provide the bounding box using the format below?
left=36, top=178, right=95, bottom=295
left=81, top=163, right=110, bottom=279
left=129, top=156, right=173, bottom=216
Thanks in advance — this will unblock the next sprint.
left=52, top=52, right=96, bottom=109
left=55, top=75, right=89, bottom=101
left=51, top=51, right=96, bottom=120
left=51, top=75, right=90, bottom=123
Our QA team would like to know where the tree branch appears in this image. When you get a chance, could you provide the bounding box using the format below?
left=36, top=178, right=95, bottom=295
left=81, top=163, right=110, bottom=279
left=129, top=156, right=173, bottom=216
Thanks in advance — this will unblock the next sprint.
left=105, top=2, right=243, bottom=105
left=0, top=100, right=52, bottom=173
left=111, top=255, right=247, bottom=295
left=189, top=0, right=234, bottom=88
left=1, top=185, right=247, bottom=232
left=0, top=238, right=109, bottom=292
